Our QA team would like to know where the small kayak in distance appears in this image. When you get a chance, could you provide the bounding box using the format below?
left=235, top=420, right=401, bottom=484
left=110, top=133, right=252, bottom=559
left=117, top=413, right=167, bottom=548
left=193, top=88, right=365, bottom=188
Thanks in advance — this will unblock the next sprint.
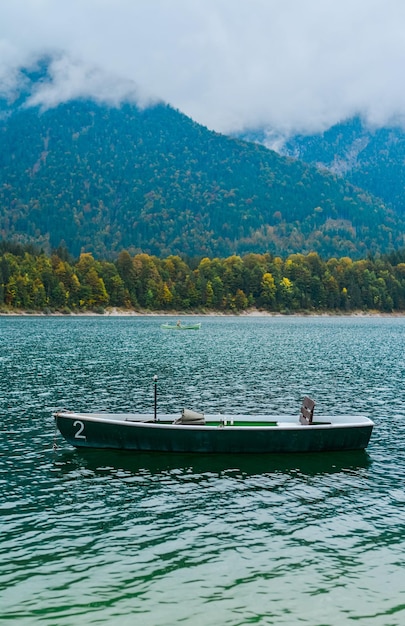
left=161, top=322, right=201, bottom=330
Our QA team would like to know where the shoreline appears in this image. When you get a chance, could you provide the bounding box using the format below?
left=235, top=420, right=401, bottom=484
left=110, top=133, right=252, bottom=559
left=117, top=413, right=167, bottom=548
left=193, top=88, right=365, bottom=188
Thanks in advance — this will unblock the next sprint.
left=1, top=307, right=405, bottom=317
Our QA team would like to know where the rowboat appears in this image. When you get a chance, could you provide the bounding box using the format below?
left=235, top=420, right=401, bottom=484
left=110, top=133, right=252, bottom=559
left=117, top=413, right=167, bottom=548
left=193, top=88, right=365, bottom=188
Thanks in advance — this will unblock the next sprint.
left=54, top=398, right=374, bottom=454
left=161, top=322, right=201, bottom=330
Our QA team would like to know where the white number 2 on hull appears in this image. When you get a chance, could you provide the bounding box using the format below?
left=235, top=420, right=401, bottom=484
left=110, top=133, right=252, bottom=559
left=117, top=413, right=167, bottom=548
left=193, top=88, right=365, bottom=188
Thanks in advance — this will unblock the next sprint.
left=73, top=420, right=86, bottom=440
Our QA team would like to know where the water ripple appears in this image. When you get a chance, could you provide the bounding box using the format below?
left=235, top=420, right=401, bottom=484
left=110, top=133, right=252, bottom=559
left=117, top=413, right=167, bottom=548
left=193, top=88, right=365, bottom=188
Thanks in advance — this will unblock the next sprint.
left=1, top=316, right=405, bottom=625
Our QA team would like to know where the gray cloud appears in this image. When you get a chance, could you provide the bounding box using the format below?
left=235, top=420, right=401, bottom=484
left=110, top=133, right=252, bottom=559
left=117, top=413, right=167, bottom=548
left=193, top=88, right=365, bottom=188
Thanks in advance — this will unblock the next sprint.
left=1, top=0, right=405, bottom=134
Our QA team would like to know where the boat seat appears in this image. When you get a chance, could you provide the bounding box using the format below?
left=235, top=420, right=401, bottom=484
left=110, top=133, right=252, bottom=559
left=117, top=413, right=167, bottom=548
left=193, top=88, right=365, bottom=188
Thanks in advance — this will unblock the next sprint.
left=173, top=408, right=205, bottom=425
left=299, top=396, right=316, bottom=425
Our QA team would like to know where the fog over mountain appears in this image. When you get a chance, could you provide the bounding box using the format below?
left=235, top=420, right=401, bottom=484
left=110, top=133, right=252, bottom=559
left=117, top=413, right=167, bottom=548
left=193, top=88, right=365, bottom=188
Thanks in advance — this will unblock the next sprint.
left=2, top=1, right=405, bottom=135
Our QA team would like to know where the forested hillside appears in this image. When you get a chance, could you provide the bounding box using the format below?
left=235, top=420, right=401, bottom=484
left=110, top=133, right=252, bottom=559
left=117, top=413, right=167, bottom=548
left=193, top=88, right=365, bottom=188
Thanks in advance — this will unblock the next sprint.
left=1, top=242, right=405, bottom=314
left=1, top=98, right=404, bottom=260
left=267, top=117, right=405, bottom=217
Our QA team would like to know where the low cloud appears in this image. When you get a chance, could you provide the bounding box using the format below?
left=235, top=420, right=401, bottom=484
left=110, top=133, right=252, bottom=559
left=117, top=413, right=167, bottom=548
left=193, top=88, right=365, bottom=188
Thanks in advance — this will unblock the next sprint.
left=2, top=0, right=405, bottom=135
left=25, top=55, right=156, bottom=111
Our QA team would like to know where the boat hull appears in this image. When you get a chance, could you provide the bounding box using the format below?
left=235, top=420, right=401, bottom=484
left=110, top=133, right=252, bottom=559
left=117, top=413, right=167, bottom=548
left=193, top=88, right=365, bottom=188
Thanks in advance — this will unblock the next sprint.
left=54, top=412, right=374, bottom=454
left=161, top=323, right=201, bottom=330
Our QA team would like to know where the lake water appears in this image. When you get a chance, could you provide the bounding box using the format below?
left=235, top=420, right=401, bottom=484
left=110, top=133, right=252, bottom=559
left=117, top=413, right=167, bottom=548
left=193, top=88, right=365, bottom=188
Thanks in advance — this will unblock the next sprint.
left=1, top=315, right=404, bottom=625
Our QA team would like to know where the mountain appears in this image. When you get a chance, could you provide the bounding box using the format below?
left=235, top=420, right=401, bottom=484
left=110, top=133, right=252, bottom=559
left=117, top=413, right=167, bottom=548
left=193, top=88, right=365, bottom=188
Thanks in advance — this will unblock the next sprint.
left=255, top=117, right=405, bottom=218
left=1, top=95, right=404, bottom=259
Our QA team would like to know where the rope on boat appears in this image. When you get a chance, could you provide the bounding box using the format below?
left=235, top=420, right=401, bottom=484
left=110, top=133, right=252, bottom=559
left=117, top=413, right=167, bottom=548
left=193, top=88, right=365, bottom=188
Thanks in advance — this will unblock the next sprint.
left=52, top=407, right=66, bottom=450
left=52, top=417, right=59, bottom=450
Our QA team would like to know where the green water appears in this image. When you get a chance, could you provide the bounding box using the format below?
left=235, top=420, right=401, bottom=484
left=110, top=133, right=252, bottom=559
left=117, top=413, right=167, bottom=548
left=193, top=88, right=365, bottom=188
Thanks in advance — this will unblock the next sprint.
left=1, top=315, right=404, bottom=625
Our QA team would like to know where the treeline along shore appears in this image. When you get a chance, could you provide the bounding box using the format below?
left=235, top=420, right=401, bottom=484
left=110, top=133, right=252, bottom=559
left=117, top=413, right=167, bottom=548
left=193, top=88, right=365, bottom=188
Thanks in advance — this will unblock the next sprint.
left=1, top=242, right=405, bottom=314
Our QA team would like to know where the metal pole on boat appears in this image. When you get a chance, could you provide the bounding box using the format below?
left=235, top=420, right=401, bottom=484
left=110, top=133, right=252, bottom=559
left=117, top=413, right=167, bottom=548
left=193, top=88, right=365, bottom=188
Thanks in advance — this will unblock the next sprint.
left=153, top=375, right=157, bottom=422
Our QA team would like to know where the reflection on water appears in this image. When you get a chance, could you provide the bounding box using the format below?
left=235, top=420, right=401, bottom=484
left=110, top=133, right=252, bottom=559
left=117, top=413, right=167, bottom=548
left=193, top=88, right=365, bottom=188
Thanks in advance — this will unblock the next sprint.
left=55, top=447, right=372, bottom=480
left=1, top=315, right=405, bottom=625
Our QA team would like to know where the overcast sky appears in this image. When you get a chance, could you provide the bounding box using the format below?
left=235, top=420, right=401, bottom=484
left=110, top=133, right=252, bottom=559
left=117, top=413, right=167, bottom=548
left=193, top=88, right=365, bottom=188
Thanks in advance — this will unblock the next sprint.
left=1, top=0, right=405, bottom=135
